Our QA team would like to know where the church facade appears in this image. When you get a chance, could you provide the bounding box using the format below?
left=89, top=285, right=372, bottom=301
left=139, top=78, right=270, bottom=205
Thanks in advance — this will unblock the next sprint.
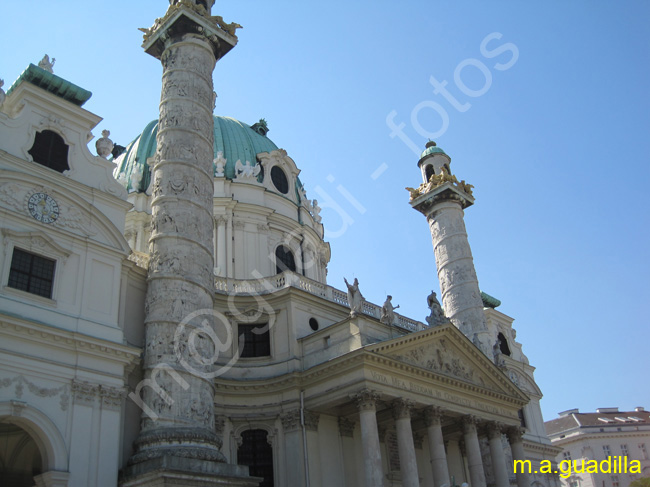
left=0, top=2, right=560, bottom=487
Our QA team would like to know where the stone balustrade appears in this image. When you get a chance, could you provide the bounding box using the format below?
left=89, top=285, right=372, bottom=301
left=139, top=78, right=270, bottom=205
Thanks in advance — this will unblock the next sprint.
left=215, top=271, right=426, bottom=333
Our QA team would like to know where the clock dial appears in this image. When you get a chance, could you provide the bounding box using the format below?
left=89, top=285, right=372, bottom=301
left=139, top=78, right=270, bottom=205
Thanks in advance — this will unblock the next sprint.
left=27, top=192, right=59, bottom=224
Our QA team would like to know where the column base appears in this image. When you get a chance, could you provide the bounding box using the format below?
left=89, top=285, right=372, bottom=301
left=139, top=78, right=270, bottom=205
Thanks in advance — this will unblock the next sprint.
left=120, top=456, right=261, bottom=487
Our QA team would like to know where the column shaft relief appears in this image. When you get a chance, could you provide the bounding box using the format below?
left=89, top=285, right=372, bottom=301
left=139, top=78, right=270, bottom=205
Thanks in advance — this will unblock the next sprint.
left=135, top=32, right=222, bottom=463
left=428, top=200, right=489, bottom=350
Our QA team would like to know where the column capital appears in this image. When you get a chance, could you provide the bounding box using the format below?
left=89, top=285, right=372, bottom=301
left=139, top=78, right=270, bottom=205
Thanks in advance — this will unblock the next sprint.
left=392, top=398, right=415, bottom=420
left=461, top=414, right=481, bottom=433
left=304, top=410, right=320, bottom=432
left=486, top=421, right=505, bottom=440
left=423, top=405, right=445, bottom=426
left=338, top=417, right=355, bottom=438
left=353, top=388, right=381, bottom=412
left=506, top=425, right=526, bottom=443
left=280, top=409, right=301, bottom=433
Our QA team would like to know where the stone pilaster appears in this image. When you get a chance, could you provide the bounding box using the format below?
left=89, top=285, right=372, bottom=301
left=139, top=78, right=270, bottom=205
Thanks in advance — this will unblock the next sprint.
left=424, top=406, right=450, bottom=487
left=353, top=389, right=385, bottom=487
left=462, top=415, right=487, bottom=487
left=392, top=399, right=419, bottom=487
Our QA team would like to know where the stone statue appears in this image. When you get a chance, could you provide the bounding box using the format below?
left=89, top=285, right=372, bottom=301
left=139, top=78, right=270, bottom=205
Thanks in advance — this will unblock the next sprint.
left=311, top=199, right=322, bottom=223
left=234, top=159, right=260, bottom=180
left=380, top=295, right=400, bottom=325
left=344, top=277, right=364, bottom=317
left=426, top=290, right=446, bottom=326
left=38, top=55, right=55, bottom=73
left=214, top=151, right=226, bottom=177
left=493, top=337, right=505, bottom=367
left=96, top=130, right=114, bottom=159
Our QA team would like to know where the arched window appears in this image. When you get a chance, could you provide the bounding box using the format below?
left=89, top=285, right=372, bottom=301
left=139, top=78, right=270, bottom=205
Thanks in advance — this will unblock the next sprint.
left=425, top=164, right=435, bottom=182
left=238, top=429, right=274, bottom=487
left=275, top=245, right=296, bottom=274
left=0, top=423, right=43, bottom=487
left=28, top=130, right=69, bottom=173
left=498, top=332, right=511, bottom=356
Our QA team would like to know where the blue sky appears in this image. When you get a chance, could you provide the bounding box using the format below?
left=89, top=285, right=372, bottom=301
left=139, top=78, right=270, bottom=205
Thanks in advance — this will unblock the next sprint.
left=2, top=1, right=649, bottom=421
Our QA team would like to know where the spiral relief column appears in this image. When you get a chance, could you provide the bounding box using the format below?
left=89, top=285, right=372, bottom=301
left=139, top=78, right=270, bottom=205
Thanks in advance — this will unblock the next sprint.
left=409, top=142, right=490, bottom=354
left=122, top=3, right=255, bottom=486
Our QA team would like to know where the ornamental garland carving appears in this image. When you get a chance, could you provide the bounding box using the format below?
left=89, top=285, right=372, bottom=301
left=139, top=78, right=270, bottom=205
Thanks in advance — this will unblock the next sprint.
left=0, top=375, right=70, bottom=411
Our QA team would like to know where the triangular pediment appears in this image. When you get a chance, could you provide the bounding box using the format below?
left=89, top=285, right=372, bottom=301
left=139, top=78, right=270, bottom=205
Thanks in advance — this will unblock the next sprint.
left=366, top=323, right=528, bottom=401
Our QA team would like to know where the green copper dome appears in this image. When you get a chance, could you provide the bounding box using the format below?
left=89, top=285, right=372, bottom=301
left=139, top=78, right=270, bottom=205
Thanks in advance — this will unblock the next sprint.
left=420, top=144, right=447, bottom=160
left=114, top=116, right=279, bottom=193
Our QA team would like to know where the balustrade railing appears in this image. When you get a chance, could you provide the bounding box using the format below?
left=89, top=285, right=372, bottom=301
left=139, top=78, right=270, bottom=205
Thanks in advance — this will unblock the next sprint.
left=214, top=271, right=425, bottom=333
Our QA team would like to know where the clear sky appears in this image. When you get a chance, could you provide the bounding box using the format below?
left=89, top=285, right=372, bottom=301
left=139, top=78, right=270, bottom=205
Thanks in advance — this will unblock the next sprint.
left=2, top=1, right=649, bottom=422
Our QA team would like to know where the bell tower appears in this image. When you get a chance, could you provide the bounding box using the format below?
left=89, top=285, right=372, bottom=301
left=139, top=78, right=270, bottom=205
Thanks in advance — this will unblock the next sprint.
left=409, top=142, right=491, bottom=355
left=122, top=2, right=256, bottom=486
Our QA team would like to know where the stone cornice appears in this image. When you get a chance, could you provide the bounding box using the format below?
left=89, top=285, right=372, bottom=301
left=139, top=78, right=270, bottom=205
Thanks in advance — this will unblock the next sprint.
left=0, top=312, right=141, bottom=366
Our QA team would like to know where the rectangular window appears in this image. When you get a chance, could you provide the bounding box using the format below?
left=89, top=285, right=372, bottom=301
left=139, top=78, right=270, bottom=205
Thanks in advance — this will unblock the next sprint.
left=239, top=324, right=270, bottom=358
left=640, top=443, right=648, bottom=460
left=569, top=481, right=579, bottom=487
left=603, top=445, right=611, bottom=457
left=563, top=451, right=572, bottom=461
left=611, top=476, right=619, bottom=487
left=621, top=444, right=629, bottom=456
left=7, top=248, right=56, bottom=298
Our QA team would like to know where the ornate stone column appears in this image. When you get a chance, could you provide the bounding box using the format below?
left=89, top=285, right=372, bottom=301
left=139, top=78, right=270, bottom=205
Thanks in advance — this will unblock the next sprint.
left=487, top=422, right=510, bottom=487
left=123, top=3, right=254, bottom=486
left=507, top=426, right=530, bottom=487
left=461, top=415, right=487, bottom=487
left=424, top=406, right=450, bottom=487
left=354, top=389, right=385, bottom=487
left=409, top=145, right=490, bottom=354
left=393, top=399, right=419, bottom=487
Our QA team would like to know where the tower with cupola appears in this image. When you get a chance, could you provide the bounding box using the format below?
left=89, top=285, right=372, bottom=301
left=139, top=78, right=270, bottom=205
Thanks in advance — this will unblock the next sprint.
left=409, top=141, right=491, bottom=355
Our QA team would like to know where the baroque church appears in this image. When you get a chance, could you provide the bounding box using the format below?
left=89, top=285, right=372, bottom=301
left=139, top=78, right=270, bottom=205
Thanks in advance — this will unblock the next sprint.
left=0, top=1, right=561, bottom=486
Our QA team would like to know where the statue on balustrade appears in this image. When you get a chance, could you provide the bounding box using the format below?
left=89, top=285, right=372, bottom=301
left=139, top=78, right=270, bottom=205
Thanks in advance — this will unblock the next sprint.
left=344, top=277, right=364, bottom=317
left=380, top=295, right=400, bottom=325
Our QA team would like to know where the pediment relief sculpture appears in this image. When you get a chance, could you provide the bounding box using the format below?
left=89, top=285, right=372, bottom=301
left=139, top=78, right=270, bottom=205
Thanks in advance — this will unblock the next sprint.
left=385, top=338, right=491, bottom=389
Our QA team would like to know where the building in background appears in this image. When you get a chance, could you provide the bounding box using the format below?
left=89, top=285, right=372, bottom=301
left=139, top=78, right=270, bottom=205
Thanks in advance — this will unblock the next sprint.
left=545, top=407, right=650, bottom=487
left=0, top=2, right=560, bottom=486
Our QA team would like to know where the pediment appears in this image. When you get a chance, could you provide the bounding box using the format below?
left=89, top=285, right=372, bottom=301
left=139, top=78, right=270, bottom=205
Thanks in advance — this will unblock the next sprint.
left=0, top=172, right=130, bottom=253
left=367, top=323, right=528, bottom=400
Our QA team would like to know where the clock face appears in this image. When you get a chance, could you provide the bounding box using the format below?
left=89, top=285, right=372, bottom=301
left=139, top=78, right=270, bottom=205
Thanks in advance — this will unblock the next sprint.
left=27, top=192, right=59, bottom=224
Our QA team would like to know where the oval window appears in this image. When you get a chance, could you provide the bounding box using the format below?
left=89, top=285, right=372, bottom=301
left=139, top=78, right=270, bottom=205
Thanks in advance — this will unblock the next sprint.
left=271, top=166, right=289, bottom=194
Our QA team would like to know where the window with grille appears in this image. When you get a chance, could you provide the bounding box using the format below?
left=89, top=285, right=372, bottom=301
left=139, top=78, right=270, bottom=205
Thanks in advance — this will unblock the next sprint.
left=563, top=451, right=572, bottom=461
left=275, top=245, right=296, bottom=274
left=28, top=130, right=70, bottom=173
left=7, top=248, right=56, bottom=298
left=238, top=324, right=270, bottom=358
left=603, top=445, right=611, bottom=457
left=640, top=443, right=648, bottom=460
left=621, top=444, right=629, bottom=456
left=611, top=476, right=619, bottom=487
left=238, top=429, right=274, bottom=487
